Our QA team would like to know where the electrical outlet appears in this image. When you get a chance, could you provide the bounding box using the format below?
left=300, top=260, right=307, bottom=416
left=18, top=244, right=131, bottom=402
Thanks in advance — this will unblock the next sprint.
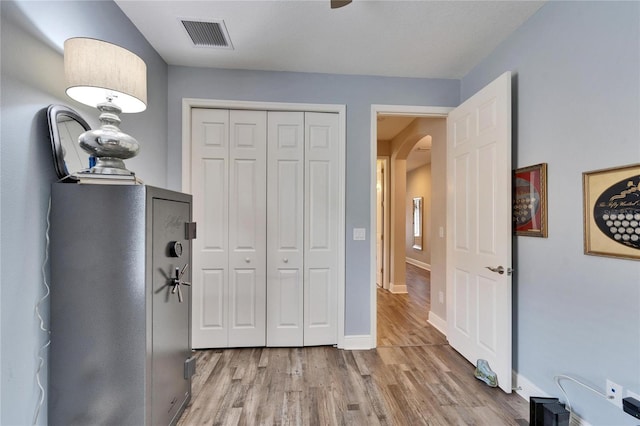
left=607, top=379, right=623, bottom=407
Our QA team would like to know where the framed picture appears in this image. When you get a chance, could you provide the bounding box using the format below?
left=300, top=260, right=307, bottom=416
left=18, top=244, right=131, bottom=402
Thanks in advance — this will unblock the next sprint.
left=513, top=163, right=548, bottom=237
left=583, top=164, right=640, bottom=260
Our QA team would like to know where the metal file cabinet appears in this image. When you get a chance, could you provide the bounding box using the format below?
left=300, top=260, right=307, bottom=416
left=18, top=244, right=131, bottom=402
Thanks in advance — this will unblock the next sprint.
left=49, top=184, right=195, bottom=426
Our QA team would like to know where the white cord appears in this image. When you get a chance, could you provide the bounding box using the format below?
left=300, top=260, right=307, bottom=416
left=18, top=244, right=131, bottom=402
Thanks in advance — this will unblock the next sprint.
left=33, top=197, right=52, bottom=425
left=36, top=171, right=142, bottom=423
left=554, top=374, right=613, bottom=422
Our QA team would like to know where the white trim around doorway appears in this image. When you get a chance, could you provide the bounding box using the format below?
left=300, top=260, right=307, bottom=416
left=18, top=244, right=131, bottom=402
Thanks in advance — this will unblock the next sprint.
left=182, top=98, right=347, bottom=349
left=370, top=104, right=453, bottom=348
left=406, top=258, right=431, bottom=271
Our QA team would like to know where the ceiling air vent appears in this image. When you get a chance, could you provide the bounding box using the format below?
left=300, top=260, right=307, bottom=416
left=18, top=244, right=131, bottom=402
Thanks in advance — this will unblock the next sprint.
left=181, top=19, right=233, bottom=49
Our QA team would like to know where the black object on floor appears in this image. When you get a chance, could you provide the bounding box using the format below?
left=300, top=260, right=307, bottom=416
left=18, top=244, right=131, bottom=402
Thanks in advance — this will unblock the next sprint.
left=530, top=397, right=560, bottom=425
left=542, top=402, right=570, bottom=426
left=623, top=396, right=640, bottom=419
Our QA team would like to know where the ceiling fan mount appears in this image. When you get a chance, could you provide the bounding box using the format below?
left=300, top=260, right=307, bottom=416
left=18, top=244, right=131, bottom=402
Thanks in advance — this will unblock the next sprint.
left=331, top=0, right=352, bottom=9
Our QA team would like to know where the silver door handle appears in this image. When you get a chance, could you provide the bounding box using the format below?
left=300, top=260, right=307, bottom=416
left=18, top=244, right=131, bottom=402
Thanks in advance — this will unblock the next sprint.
left=485, top=266, right=514, bottom=276
left=486, top=266, right=505, bottom=274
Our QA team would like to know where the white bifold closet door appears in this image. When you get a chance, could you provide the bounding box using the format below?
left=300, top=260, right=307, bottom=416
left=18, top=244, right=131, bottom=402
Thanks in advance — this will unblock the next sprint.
left=191, top=108, right=338, bottom=349
left=266, top=112, right=305, bottom=346
left=302, top=112, right=339, bottom=346
left=266, top=112, right=339, bottom=347
left=192, top=109, right=267, bottom=348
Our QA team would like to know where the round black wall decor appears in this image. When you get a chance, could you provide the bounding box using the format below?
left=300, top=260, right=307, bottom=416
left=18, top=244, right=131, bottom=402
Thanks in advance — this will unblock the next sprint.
left=593, top=175, right=640, bottom=250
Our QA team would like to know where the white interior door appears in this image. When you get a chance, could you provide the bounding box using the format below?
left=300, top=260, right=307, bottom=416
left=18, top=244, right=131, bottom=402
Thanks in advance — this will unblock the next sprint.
left=304, top=112, right=339, bottom=346
left=191, top=108, right=229, bottom=348
left=228, top=110, right=267, bottom=347
left=267, top=112, right=305, bottom=346
left=446, top=72, right=513, bottom=393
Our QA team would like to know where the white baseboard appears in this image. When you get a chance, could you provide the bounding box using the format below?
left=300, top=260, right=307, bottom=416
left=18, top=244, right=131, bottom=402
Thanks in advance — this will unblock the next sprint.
left=405, top=258, right=431, bottom=271
left=389, top=282, right=407, bottom=294
left=513, top=371, right=548, bottom=401
left=427, top=311, right=447, bottom=336
left=513, top=372, right=591, bottom=426
left=569, top=414, right=590, bottom=426
left=342, top=335, right=374, bottom=350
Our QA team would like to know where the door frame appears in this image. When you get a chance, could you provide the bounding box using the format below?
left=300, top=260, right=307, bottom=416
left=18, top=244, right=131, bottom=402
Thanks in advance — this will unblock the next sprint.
left=182, top=98, right=347, bottom=348
left=376, top=156, right=390, bottom=291
left=369, top=104, right=453, bottom=348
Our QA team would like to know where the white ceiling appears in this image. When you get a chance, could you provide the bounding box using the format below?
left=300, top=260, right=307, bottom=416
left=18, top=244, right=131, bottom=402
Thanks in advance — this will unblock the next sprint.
left=115, top=0, right=545, bottom=79
left=116, top=0, right=544, bottom=172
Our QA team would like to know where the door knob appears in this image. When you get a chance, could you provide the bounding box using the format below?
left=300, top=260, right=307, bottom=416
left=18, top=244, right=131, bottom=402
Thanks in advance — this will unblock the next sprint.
left=485, top=266, right=514, bottom=276
left=486, top=265, right=505, bottom=274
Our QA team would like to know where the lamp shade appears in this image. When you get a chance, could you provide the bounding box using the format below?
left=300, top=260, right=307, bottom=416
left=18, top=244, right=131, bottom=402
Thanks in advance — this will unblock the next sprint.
left=64, top=38, right=147, bottom=113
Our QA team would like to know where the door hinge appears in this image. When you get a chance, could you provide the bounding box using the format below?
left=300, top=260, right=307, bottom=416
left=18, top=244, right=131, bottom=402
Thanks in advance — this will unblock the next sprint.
left=184, top=356, right=196, bottom=380
left=185, top=222, right=197, bottom=240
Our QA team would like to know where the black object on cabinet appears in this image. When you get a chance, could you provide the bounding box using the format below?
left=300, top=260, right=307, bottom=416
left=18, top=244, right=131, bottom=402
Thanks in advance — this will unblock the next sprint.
left=49, top=184, right=195, bottom=426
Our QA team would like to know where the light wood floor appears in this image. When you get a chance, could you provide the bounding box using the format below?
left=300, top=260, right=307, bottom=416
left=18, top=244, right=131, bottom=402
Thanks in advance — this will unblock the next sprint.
left=377, top=264, right=447, bottom=348
left=178, top=264, right=529, bottom=425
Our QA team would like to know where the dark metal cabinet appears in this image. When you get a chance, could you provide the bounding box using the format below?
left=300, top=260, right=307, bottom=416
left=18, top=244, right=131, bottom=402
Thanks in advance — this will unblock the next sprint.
left=49, top=184, right=195, bottom=426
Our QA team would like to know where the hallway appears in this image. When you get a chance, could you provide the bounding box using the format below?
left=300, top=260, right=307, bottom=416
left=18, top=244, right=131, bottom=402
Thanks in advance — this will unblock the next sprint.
left=377, top=263, right=446, bottom=347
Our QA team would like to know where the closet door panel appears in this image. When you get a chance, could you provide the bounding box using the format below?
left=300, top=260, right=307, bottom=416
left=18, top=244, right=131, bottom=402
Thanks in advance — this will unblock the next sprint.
left=307, top=268, right=332, bottom=327
left=201, top=269, right=225, bottom=329
left=231, top=159, right=260, bottom=248
left=202, top=159, right=226, bottom=250
left=228, top=110, right=267, bottom=347
left=231, top=269, right=258, bottom=327
left=275, top=269, right=302, bottom=326
left=191, top=108, right=229, bottom=348
left=304, top=112, right=339, bottom=346
left=308, top=161, right=331, bottom=249
left=267, top=112, right=304, bottom=346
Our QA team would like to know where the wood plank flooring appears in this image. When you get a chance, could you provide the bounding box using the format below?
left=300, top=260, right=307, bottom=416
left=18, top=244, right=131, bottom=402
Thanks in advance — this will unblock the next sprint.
left=178, top=264, right=529, bottom=425
left=377, top=264, right=447, bottom=347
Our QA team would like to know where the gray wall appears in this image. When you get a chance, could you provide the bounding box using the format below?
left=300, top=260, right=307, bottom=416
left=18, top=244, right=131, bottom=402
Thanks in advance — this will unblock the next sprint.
left=0, top=1, right=168, bottom=423
left=167, top=67, right=460, bottom=335
left=462, top=2, right=640, bottom=424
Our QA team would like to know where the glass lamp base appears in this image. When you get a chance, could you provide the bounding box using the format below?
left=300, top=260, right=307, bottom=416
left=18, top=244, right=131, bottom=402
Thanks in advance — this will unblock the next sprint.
left=85, top=157, right=135, bottom=176
left=78, top=100, right=140, bottom=176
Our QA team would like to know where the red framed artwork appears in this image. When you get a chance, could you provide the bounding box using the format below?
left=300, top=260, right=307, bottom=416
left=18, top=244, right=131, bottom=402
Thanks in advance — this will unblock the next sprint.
left=513, top=163, right=548, bottom=237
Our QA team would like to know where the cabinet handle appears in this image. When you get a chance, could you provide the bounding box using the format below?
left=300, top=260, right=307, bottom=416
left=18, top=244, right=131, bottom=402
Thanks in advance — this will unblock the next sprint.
left=171, top=264, right=191, bottom=303
left=283, top=258, right=289, bottom=263
left=245, top=258, right=251, bottom=263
